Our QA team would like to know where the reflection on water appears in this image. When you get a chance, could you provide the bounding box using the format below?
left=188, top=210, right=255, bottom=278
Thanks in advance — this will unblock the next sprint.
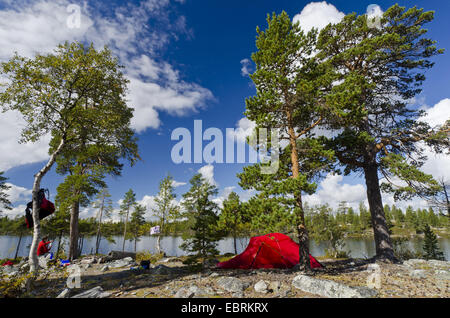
left=1, top=235, right=449, bottom=261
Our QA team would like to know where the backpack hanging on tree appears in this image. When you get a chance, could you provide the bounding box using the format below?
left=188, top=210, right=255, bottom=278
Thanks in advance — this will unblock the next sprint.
left=24, top=189, right=55, bottom=229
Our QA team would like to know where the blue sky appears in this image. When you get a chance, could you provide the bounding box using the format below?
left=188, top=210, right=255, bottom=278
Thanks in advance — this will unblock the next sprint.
left=0, top=0, right=449, bottom=220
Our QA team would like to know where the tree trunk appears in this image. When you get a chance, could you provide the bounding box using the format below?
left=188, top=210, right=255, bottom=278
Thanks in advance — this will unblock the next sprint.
left=156, top=235, right=161, bottom=254
left=29, top=138, right=65, bottom=274
left=363, top=163, right=396, bottom=262
left=77, top=235, right=84, bottom=258
left=56, top=231, right=62, bottom=259
left=288, top=124, right=311, bottom=271
left=69, top=201, right=80, bottom=260
left=156, top=217, right=165, bottom=254
left=233, top=215, right=238, bottom=255
left=442, top=181, right=450, bottom=217
left=95, top=198, right=104, bottom=255
left=122, top=208, right=130, bottom=252
left=15, top=231, right=23, bottom=260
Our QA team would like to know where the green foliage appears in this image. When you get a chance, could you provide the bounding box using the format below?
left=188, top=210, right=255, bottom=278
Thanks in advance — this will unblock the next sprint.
left=153, top=174, right=180, bottom=234
left=242, top=11, right=338, bottom=269
left=119, top=189, right=137, bottom=251
left=392, top=237, right=422, bottom=261
left=120, top=189, right=137, bottom=220
left=136, top=250, right=165, bottom=264
left=0, top=172, right=12, bottom=213
left=0, top=272, right=33, bottom=298
left=129, top=204, right=146, bottom=243
left=180, top=174, right=223, bottom=264
left=422, top=223, right=445, bottom=260
left=216, top=192, right=251, bottom=240
left=306, top=204, right=347, bottom=258
left=241, top=196, right=295, bottom=235
left=317, top=4, right=447, bottom=198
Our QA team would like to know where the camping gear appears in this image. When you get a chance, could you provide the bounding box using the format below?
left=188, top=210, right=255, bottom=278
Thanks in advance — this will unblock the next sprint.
left=60, top=259, right=70, bottom=267
left=217, top=233, right=323, bottom=269
left=140, top=260, right=150, bottom=270
left=24, top=189, right=55, bottom=228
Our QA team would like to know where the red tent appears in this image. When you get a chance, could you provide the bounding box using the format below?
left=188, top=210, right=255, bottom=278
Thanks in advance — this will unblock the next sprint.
left=217, top=233, right=322, bottom=269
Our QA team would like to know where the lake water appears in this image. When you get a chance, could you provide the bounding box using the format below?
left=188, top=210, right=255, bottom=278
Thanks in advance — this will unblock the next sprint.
left=1, top=235, right=449, bottom=261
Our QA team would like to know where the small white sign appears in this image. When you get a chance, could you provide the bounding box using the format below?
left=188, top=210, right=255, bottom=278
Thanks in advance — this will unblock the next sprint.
left=150, top=226, right=160, bottom=235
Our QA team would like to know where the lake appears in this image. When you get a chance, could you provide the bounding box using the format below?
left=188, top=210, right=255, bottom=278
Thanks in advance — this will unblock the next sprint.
left=1, top=235, right=449, bottom=261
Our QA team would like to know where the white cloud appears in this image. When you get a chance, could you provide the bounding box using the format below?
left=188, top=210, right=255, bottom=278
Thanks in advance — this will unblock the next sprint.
left=227, top=117, right=256, bottom=143
left=421, top=98, right=450, bottom=128
left=293, top=1, right=345, bottom=32
left=212, top=186, right=236, bottom=208
left=366, top=4, right=383, bottom=29
left=240, top=58, right=252, bottom=77
left=0, top=111, right=52, bottom=171
left=5, top=183, right=32, bottom=204
left=171, top=180, right=187, bottom=188
left=0, top=0, right=213, bottom=170
left=304, top=173, right=366, bottom=210
left=198, top=164, right=217, bottom=186
left=419, top=98, right=450, bottom=181
left=2, top=204, right=27, bottom=219
left=1, top=183, right=32, bottom=218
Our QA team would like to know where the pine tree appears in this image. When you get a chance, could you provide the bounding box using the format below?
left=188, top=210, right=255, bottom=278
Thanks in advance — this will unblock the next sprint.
left=422, top=224, right=445, bottom=260
left=359, top=202, right=371, bottom=230
left=317, top=4, right=448, bottom=261
left=120, top=189, right=137, bottom=252
left=0, top=172, right=12, bottom=212
left=308, top=205, right=345, bottom=258
left=129, top=204, right=146, bottom=252
left=180, top=174, right=222, bottom=265
left=242, top=11, right=335, bottom=270
left=92, top=188, right=113, bottom=254
left=217, top=192, right=245, bottom=254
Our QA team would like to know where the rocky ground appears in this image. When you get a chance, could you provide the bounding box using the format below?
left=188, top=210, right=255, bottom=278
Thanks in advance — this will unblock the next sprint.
left=1, top=255, right=449, bottom=298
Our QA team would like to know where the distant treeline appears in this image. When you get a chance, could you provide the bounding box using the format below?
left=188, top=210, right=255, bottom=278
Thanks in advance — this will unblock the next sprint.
left=1, top=202, right=448, bottom=240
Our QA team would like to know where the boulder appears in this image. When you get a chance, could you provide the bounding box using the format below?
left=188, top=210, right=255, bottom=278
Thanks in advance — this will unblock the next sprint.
left=428, top=260, right=450, bottom=269
left=216, top=277, right=249, bottom=294
left=403, top=259, right=427, bottom=267
left=38, top=256, right=49, bottom=269
left=110, top=257, right=134, bottom=268
left=292, top=275, right=378, bottom=298
left=153, top=264, right=173, bottom=275
left=72, top=286, right=111, bottom=298
left=100, top=265, right=109, bottom=272
left=434, top=270, right=450, bottom=280
left=56, top=288, right=71, bottom=298
left=100, top=251, right=136, bottom=263
left=174, top=287, right=195, bottom=298
left=80, top=257, right=96, bottom=265
left=409, top=269, right=427, bottom=279
left=254, top=280, right=268, bottom=294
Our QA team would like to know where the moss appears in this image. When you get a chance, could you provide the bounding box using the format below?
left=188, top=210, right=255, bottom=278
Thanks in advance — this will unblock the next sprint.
left=136, top=251, right=165, bottom=264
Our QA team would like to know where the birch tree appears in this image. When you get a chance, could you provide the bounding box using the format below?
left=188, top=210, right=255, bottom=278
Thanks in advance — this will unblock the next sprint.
left=153, top=175, right=179, bottom=254
left=0, top=41, right=136, bottom=272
